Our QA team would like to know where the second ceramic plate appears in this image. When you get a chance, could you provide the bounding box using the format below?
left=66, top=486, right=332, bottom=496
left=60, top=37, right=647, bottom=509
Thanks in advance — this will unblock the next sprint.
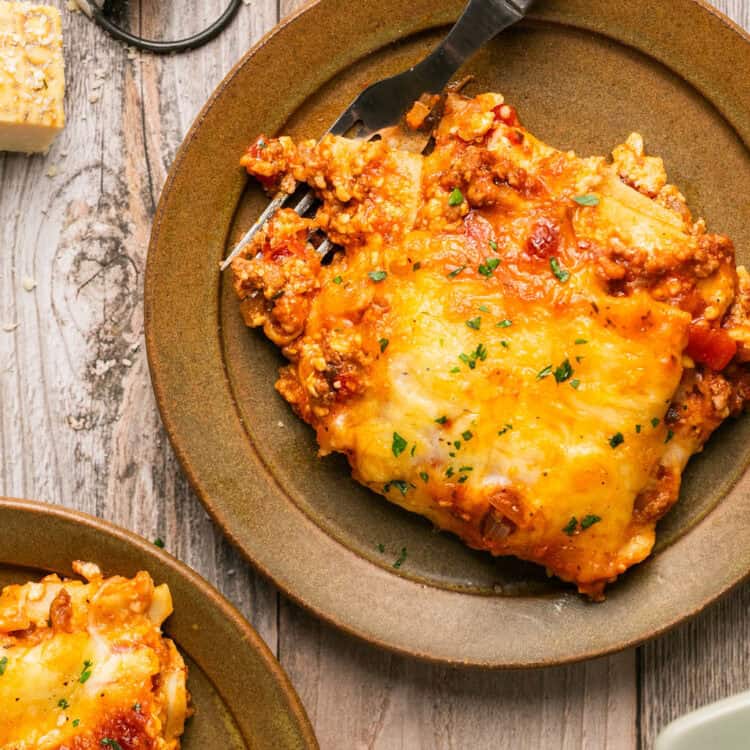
left=0, top=498, right=317, bottom=750
left=146, top=0, right=750, bottom=666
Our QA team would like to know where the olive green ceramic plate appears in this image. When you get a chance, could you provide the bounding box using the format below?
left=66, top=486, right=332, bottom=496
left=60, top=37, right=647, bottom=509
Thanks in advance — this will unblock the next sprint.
left=146, top=0, right=750, bottom=666
left=0, top=498, right=317, bottom=750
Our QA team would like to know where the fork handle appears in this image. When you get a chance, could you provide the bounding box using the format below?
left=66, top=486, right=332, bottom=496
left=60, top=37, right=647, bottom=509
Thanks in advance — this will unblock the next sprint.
left=416, top=0, right=528, bottom=92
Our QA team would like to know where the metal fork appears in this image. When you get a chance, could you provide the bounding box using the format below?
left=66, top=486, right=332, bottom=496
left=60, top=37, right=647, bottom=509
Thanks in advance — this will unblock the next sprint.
left=221, top=0, right=535, bottom=271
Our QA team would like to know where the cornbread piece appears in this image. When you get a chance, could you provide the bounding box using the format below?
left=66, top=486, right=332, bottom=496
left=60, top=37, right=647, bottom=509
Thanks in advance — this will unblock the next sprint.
left=0, top=2, right=65, bottom=152
left=233, top=92, right=750, bottom=599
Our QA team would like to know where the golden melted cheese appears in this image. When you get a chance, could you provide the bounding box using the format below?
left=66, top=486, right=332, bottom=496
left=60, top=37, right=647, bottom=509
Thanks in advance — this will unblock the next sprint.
left=232, top=92, right=750, bottom=598
left=0, top=562, right=188, bottom=749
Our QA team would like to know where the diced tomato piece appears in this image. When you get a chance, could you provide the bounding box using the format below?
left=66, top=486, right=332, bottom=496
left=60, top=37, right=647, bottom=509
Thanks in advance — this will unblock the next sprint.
left=686, top=323, right=737, bottom=370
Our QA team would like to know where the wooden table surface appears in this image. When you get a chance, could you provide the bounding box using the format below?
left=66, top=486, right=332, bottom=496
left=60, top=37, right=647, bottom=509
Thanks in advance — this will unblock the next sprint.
left=1, top=1, right=748, bottom=747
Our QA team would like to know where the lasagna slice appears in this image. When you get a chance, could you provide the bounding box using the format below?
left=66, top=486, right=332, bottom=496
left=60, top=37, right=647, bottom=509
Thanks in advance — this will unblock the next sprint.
left=0, top=561, right=189, bottom=748
left=232, top=92, right=750, bottom=599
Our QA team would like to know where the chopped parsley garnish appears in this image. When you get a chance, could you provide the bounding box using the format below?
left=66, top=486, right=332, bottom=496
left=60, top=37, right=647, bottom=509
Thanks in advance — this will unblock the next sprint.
left=379, top=338, right=389, bottom=353
left=501, top=340, right=509, bottom=348
left=635, top=424, right=642, bottom=433
left=478, top=257, right=501, bottom=277
left=462, top=430, right=473, bottom=442
left=609, top=432, right=625, bottom=449
left=435, top=416, right=448, bottom=424
left=393, top=547, right=408, bottom=569
left=392, top=432, right=407, bottom=457
left=153, top=537, right=165, bottom=548
left=573, top=193, right=600, bottom=206
left=448, top=265, right=467, bottom=278
left=574, top=338, right=588, bottom=345
left=448, top=188, right=464, bottom=206
left=79, top=659, right=93, bottom=684
left=458, top=466, right=473, bottom=472
left=133, top=702, right=142, bottom=713
left=385, top=480, right=409, bottom=496
left=377, top=543, right=385, bottom=553
left=489, top=240, right=498, bottom=251
left=458, top=475, right=469, bottom=483
left=101, top=740, right=123, bottom=750
left=553, top=358, right=574, bottom=383
left=410, top=444, right=416, bottom=457
left=419, top=471, right=429, bottom=483
left=570, top=379, right=581, bottom=390
left=478, top=304, right=491, bottom=313
left=368, top=270, right=387, bottom=283
left=459, top=343, right=488, bottom=370
left=466, top=317, right=481, bottom=330
left=445, top=467, right=455, bottom=478
left=333, top=275, right=343, bottom=284
left=413, top=262, right=422, bottom=271
left=536, top=365, right=553, bottom=380
left=0, top=657, right=7, bottom=676
left=550, top=257, right=570, bottom=283
left=58, top=698, right=69, bottom=709
left=562, top=517, right=578, bottom=536
left=450, top=366, right=461, bottom=373
left=651, top=417, right=661, bottom=428
left=581, top=514, right=602, bottom=529
left=496, top=319, right=512, bottom=328
left=498, top=424, right=513, bottom=436
left=665, top=429, right=674, bottom=444
left=72, top=719, right=80, bottom=727
left=453, top=440, right=462, bottom=450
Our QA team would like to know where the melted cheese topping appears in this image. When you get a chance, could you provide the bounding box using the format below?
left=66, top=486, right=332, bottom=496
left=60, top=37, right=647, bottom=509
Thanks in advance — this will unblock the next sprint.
left=0, top=562, right=188, bottom=749
left=232, top=92, right=749, bottom=598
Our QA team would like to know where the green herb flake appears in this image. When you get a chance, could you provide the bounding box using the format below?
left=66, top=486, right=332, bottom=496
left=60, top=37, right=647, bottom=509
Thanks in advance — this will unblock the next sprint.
left=379, top=338, right=389, bottom=353
left=466, top=317, right=481, bottom=330
left=651, top=417, right=661, bottom=428
left=133, top=702, right=142, bottom=713
left=501, top=340, right=509, bottom=348
left=609, top=432, right=625, bottom=449
left=553, top=358, right=574, bottom=384
left=393, top=547, right=408, bottom=569
left=435, top=416, right=448, bottom=425
left=72, top=719, right=80, bottom=727
left=573, top=193, right=600, bottom=207
left=550, top=257, right=570, bottom=283
left=391, top=432, right=408, bottom=457
left=496, top=319, right=512, bottom=328
left=391, top=480, right=409, bottom=496
left=445, top=467, right=455, bottom=478
left=377, top=543, right=385, bottom=553
left=569, top=379, right=581, bottom=390
left=563, top=517, right=578, bottom=536
left=448, top=188, right=464, bottom=206
left=101, top=739, right=123, bottom=750
left=536, top=365, right=553, bottom=380
left=458, top=475, right=469, bottom=483
left=448, top=265, right=467, bottom=278
left=461, top=430, right=473, bottom=442
left=410, top=444, right=416, bottom=457
left=574, top=338, right=588, bottom=345
left=458, top=466, right=473, bottom=472
left=581, top=514, right=602, bottom=530
left=478, top=257, right=501, bottom=277
left=489, top=240, right=499, bottom=252
left=498, top=424, right=513, bottom=436
left=0, top=657, right=7, bottom=676
left=665, top=429, right=674, bottom=444
left=478, top=304, right=491, bottom=313
left=453, top=440, right=462, bottom=450
left=459, top=353, right=475, bottom=370
left=58, top=698, right=69, bottom=709
left=419, top=471, right=429, bottom=483
left=332, top=275, right=343, bottom=284
left=635, top=424, right=642, bottom=433
left=368, top=270, right=387, bottom=283
left=79, top=660, right=93, bottom=684
left=475, top=343, right=488, bottom=361
left=153, top=538, right=165, bottom=548
left=449, top=366, right=461, bottom=373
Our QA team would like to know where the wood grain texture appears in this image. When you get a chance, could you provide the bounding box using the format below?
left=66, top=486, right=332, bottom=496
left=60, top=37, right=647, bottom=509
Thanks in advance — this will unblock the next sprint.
left=0, top=1, right=747, bottom=749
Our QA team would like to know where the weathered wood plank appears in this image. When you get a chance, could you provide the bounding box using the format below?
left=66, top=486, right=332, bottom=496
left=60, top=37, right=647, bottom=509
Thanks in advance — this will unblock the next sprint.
left=0, top=0, right=280, bottom=646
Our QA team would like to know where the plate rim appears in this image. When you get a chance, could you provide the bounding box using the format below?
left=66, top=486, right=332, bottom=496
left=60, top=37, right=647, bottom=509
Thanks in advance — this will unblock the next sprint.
left=145, top=0, right=750, bottom=667
left=0, top=496, right=318, bottom=750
